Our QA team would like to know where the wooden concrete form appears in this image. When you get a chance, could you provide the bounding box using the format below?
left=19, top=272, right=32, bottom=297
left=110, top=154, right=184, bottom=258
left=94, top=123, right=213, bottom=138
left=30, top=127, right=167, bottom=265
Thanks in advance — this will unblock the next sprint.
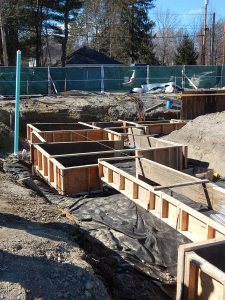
left=181, top=89, right=225, bottom=120
left=31, top=140, right=124, bottom=166
left=104, top=127, right=143, bottom=142
left=27, top=120, right=225, bottom=299
left=128, top=135, right=188, bottom=168
left=177, top=238, right=225, bottom=300
left=79, top=121, right=125, bottom=128
left=136, top=122, right=186, bottom=135
left=135, top=145, right=186, bottom=171
left=30, top=128, right=109, bottom=144
left=104, top=124, right=186, bottom=143
left=98, top=157, right=225, bottom=242
left=32, top=142, right=133, bottom=195
left=98, top=157, right=225, bottom=299
left=27, top=123, right=94, bottom=143
left=119, top=119, right=186, bottom=135
left=136, top=157, right=225, bottom=213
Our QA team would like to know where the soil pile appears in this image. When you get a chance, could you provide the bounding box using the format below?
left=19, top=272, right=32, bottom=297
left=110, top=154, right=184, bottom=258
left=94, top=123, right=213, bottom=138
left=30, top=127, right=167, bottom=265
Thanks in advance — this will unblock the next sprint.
left=0, top=171, right=110, bottom=300
left=0, top=93, right=179, bottom=138
left=164, top=112, right=225, bottom=176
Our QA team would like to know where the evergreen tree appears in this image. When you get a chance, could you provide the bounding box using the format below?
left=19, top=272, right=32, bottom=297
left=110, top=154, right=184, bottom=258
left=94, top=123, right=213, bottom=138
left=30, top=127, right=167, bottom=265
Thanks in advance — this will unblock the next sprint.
left=69, top=0, right=157, bottom=64
left=49, top=0, right=83, bottom=66
left=118, top=0, right=156, bottom=64
left=174, top=36, right=198, bottom=65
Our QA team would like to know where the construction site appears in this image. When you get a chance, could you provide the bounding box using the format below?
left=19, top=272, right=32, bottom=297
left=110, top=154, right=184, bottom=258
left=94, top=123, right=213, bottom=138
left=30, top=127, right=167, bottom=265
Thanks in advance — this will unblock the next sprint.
left=1, top=77, right=225, bottom=300
left=1, top=0, right=225, bottom=297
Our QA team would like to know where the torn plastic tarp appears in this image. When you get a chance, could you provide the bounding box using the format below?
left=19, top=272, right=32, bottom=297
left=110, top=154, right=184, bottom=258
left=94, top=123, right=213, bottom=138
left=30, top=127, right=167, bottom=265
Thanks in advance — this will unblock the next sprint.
left=140, top=82, right=183, bottom=93
left=3, top=159, right=190, bottom=284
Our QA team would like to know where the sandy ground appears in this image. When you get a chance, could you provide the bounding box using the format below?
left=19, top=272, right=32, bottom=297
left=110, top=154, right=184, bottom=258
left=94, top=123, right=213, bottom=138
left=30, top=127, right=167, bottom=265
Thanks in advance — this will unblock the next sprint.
left=0, top=170, right=111, bottom=300
left=165, top=111, right=225, bottom=177
left=0, top=92, right=180, bottom=134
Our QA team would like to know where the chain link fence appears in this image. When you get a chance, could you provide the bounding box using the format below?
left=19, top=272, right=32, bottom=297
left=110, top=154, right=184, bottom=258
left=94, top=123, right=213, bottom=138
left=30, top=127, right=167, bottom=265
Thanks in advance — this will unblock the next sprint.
left=0, top=65, right=224, bottom=96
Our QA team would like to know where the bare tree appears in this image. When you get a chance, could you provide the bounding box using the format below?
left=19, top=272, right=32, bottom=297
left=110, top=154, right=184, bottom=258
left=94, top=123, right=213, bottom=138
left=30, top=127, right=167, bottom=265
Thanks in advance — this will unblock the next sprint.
left=153, top=9, right=181, bottom=65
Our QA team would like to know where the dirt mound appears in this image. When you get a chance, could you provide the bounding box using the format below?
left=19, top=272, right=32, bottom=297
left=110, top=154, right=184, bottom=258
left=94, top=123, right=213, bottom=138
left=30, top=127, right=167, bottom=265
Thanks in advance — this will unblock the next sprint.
left=164, top=112, right=225, bottom=176
left=0, top=171, right=111, bottom=300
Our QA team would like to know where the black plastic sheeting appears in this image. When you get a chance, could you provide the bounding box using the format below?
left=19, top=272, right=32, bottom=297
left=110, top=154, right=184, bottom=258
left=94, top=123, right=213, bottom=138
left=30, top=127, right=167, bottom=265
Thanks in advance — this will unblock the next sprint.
left=3, top=160, right=190, bottom=282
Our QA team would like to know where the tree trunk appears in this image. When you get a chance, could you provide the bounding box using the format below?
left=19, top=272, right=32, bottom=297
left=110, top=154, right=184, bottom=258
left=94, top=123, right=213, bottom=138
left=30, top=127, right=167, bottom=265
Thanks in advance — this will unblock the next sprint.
left=61, top=5, right=69, bottom=67
left=35, top=0, right=43, bottom=66
left=0, top=0, right=8, bottom=66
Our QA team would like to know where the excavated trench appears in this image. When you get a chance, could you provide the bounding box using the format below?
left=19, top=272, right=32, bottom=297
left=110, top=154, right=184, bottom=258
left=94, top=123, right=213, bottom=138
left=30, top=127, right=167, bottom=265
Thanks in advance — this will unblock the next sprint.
left=0, top=97, right=183, bottom=298
left=3, top=158, right=192, bottom=300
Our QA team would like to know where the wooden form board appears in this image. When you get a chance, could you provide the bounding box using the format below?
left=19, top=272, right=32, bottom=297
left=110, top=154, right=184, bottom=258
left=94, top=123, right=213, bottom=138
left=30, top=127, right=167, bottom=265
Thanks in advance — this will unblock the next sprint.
left=98, top=157, right=225, bottom=299
left=137, top=122, right=186, bottom=135
left=80, top=121, right=125, bottom=129
left=129, top=135, right=188, bottom=168
left=105, top=123, right=186, bottom=143
left=136, top=157, right=225, bottom=213
left=181, top=91, right=225, bottom=120
left=32, top=145, right=134, bottom=195
left=27, top=124, right=41, bottom=143
left=136, top=145, right=186, bottom=171
left=177, top=238, right=225, bottom=300
left=27, top=123, right=94, bottom=142
left=119, top=119, right=182, bottom=126
left=30, top=140, right=124, bottom=165
left=30, top=129, right=109, bottom=144
left=104, top=127, right=141, bottom=142
left=98, top=157, right=225, bottom=242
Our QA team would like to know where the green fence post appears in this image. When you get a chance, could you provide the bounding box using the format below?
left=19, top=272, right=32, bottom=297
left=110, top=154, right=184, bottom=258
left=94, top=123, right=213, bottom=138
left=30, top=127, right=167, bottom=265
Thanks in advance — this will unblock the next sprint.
left=14, top=50, right=21, bottom=155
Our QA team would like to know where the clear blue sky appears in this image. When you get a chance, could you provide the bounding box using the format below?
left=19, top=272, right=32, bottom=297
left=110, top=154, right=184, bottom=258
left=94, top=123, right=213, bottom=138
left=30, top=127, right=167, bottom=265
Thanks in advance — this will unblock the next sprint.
left=150, top=0, right=225, bottom=26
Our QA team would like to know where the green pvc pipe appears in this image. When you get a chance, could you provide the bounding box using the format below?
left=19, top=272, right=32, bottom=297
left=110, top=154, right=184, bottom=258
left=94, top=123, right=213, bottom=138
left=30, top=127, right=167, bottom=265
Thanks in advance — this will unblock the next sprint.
left=14, top=50, right=21, bottom=154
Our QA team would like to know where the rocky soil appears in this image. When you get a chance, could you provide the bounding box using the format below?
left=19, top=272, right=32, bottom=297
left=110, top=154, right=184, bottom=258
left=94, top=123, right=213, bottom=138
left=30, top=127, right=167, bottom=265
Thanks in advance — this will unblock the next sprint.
left=0, top=170, right=111, bottom=300
left=0, top=92, right=180, bottom=137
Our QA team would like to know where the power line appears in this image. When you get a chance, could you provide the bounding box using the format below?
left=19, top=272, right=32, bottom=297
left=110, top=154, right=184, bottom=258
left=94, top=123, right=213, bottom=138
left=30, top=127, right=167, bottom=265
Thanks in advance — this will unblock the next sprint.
left=149, top=13, right=214, bottom=16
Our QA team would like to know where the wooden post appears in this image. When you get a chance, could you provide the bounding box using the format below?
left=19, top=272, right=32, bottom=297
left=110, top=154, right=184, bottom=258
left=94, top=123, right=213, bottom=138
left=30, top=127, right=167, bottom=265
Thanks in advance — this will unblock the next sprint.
left=223, top=25, right=225, bottom=65
left=202, top=0, right=208, bottom=65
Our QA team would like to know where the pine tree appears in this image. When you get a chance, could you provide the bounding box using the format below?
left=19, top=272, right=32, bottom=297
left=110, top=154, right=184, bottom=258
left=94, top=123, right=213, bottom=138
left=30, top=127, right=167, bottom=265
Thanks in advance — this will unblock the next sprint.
left=49, top=0, right=83, bottom=66
left=174, top=36, right=198, bottom=65
left=118, top=0, right=156, bottom=64
left=69, top=0, right=156, bottom=64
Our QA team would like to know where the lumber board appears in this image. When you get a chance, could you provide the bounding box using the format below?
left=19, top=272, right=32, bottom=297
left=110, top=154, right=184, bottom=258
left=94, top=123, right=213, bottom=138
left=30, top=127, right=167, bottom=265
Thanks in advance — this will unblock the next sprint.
left=37, top=129, right=106, bottom=143
left=98, top=158, right=225, bottom=243
left=136, top=146, right=186, bottom=170
left=181, top=94, right=225, bottom=120
left=183, top=252, right=225, bottom=300
left=153, top=179, right=209, bottom=191
left=33, top=149, right=135, bottom=195
left=136, top=157, right=211, bottom=206
left=177, top=238, right=225, bottom=300
left=136, top=122, right=186, bottom=135
left=136, top=157, right=225, bottom=213
left=181, top=93, right=225, bottom=97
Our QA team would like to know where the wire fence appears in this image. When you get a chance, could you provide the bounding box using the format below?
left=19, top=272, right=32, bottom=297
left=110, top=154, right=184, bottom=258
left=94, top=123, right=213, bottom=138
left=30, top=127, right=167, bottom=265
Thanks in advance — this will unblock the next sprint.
left=0, top=65, right=225, bottom=96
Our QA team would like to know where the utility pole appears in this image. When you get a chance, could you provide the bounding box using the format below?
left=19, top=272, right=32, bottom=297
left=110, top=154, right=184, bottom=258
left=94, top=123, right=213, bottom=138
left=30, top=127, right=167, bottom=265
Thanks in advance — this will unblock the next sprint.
left=223, top=24, right=225, bottom=65
left=210, top=12, right=215, bottom=65
left=202, top=0, right=208, bottom=65
left=0, top=0, right=8, bottom=66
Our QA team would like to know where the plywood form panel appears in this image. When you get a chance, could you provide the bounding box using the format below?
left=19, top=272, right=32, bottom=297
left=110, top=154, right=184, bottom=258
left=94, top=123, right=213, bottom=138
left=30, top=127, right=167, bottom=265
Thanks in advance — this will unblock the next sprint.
left=62, top=167, right=101, bottom=195
left=182, top=252, right=225, bottom=300
left=98, top=158, right=225, bottom=242
left=136, top=158, right=211, bottom=207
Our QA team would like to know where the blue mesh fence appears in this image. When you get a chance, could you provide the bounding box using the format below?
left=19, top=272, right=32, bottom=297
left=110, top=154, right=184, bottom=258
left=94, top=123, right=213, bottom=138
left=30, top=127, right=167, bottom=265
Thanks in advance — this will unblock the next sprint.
left=0, top=65, right=224, bottom=96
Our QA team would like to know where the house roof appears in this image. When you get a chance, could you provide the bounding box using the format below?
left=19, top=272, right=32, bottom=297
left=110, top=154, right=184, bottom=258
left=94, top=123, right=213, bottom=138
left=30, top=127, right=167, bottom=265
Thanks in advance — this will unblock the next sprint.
left=66, top=46, right=123, bottom=65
